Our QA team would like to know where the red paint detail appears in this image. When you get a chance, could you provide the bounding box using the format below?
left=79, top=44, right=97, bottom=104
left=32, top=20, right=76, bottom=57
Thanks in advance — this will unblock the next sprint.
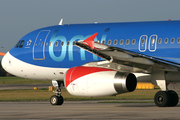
left=166, top=83, right=170, bottom=86
left=65, top=66, right=114, bottom=87
left=0, top=52, right=5, bottom=56
left=84, top=33, right=98, bottom=49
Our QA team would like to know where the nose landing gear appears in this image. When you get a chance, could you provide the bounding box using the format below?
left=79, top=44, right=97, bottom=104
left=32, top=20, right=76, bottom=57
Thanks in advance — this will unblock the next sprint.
left=50, top=80, right=64, bottom=105
left=50, top=95, right=64, bottom=105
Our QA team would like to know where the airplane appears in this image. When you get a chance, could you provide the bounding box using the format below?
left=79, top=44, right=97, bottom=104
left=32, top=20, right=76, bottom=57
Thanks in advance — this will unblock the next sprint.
left=0, top=52, right=5, bottom=56
left=1, top=19, right=180, bottom=107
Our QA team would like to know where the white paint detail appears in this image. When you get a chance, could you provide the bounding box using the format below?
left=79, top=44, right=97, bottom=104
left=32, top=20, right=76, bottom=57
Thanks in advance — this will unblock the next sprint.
left=148, top=35, right=157, bottom=52
left=151, top=71, right=167, bottom=91
left=2, top=52, right=68, bottom=80
left=97, top=61, right=111, bottom=65
left=59, top=19, right=63, bottom=25
left=66, top=71, right=118, bottom=97
left=33, top=30, right=50, bottom=60
left=52, top=80, right=59, bottom=87
left=156, top=80, right=166, bottom=91
left=167, top=83, right=180, bottom=95
left=139, top=35, right=148, bottom=52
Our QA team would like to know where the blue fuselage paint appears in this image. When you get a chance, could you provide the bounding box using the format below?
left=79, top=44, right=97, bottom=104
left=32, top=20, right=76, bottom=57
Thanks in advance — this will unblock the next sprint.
left=9, top=20, right=180, bottom=68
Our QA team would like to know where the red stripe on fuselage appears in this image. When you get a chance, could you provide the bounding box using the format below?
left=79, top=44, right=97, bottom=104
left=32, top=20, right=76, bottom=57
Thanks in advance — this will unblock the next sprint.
left=65, top=66, right=114, bottom=87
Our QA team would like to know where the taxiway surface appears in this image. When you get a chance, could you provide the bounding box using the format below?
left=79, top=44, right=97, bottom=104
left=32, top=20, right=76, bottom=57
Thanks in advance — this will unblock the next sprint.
left=0, top=84, right=51, bottom=90
left=0, top=101, right=180, bottom=119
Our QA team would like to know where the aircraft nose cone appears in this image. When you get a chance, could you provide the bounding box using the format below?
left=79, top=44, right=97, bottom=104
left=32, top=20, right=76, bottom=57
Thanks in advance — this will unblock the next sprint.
left=1, top=52, right=11, bottom=73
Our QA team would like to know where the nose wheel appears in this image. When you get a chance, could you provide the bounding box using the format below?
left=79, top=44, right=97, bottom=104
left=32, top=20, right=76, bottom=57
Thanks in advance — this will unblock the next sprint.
left=50, top=95, right=64, bottom=105
left=50, top=80, right=64, bottom=105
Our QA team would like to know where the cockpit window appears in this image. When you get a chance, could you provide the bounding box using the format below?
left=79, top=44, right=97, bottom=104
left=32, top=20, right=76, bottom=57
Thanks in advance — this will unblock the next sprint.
left=19, top=40, right=25, bottom=48
left=15, top=40, right=21, bottom=48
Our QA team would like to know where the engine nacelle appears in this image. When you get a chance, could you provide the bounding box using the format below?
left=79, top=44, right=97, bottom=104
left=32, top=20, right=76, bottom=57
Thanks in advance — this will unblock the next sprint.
left=64, top=66, right=137, bottom=97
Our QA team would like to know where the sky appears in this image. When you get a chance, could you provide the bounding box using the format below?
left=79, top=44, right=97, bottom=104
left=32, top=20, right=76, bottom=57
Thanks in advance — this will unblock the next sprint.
left=1, top=0, right=180, bottom=59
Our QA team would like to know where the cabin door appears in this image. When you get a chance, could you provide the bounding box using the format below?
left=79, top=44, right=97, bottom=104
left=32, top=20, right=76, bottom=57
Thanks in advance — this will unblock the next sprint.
left=33, top=30, right=50, bottom=60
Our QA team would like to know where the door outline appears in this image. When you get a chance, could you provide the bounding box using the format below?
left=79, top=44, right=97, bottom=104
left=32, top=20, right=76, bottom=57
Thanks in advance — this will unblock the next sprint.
left=33, top=30, right=50, bottom=60
left=148, top=35, right=158, bottom=52
left=139, top=35, right=148, bottom=52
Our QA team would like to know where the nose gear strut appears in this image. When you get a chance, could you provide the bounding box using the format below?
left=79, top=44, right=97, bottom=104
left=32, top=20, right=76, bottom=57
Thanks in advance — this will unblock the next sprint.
left=50, top=80, right=64, bottom=105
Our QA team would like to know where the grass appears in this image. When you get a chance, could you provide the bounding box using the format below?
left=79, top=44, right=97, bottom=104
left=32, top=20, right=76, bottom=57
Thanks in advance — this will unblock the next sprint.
left=0, top=77, right=51, bottom=84
left=0, top=77, right=173, bottom=103
left=0, top=89, right=53, bottom=101
left=0, top=88, right=160, bottom=102
left=62, top=89, right=160, bottom=101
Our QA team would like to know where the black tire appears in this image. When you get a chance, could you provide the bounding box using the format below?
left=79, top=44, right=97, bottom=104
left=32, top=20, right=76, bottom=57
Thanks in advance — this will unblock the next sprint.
left=50, top=95, right=59, bottom=105
left=167, top=90, right=179, bottom=107
left=58, top=96, right=64, bottom=105
left=154, top=91, right=170, bottom=107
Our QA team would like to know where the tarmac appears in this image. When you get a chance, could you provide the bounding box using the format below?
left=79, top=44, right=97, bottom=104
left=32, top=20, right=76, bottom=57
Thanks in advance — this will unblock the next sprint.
left=0, top=101, right=180, bottom=119
left=0, top=84, right=180, bottom=119
left=0, top=84, right=51, bottom=90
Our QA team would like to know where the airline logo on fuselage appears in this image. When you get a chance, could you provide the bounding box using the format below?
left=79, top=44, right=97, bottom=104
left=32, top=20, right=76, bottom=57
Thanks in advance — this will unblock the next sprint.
left=49, top=30, right=108, bottom=62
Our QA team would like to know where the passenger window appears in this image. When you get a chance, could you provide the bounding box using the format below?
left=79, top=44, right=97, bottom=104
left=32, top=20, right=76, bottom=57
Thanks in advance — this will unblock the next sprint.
left=108, top=40, right=111, bottom=45
left=15, top=40, right=21, bottom=48
left=151, top=39, right=155, bottom=44
left=164, top=38, right=168, bottom=44
left=73, top=41, right=76, bottom=46
left=158, top=38, right=162, bottom=44
left=19, top=40, right=25, bottom=48
left=102, top=40, right=105, bottom=44
left=49, top=42, right=52, bottom=46
left=177, top=38, right=180, bottom=43
left=126, top=39, right=130, bottom=45
left=114, top=39, right=118, bottom=45
left=55, top=41, right=59, bottom=47
left=67, top=41, right=70, bottom=46
left=61, top=41, right=64, bottom=46
left=120, top=39, right=123, bottom=45
left=141, top=39, right=145, bottom=44
left=132, top=39, right=136, bottom=45
left=171, top=38, right=175, bottom=44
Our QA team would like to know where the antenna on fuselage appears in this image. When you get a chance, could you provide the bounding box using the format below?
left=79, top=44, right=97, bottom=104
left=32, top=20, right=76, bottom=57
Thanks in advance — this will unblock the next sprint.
left=59, top=19, right=63, bottom=25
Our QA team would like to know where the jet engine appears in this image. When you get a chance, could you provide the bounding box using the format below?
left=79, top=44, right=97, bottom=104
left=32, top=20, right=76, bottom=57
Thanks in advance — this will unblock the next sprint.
left=64, top=66, right=137, bottom=97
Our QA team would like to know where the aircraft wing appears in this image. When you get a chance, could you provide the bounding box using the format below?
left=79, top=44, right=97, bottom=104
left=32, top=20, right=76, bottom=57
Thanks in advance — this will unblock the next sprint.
left=75, top=33, right=179, bottom=72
